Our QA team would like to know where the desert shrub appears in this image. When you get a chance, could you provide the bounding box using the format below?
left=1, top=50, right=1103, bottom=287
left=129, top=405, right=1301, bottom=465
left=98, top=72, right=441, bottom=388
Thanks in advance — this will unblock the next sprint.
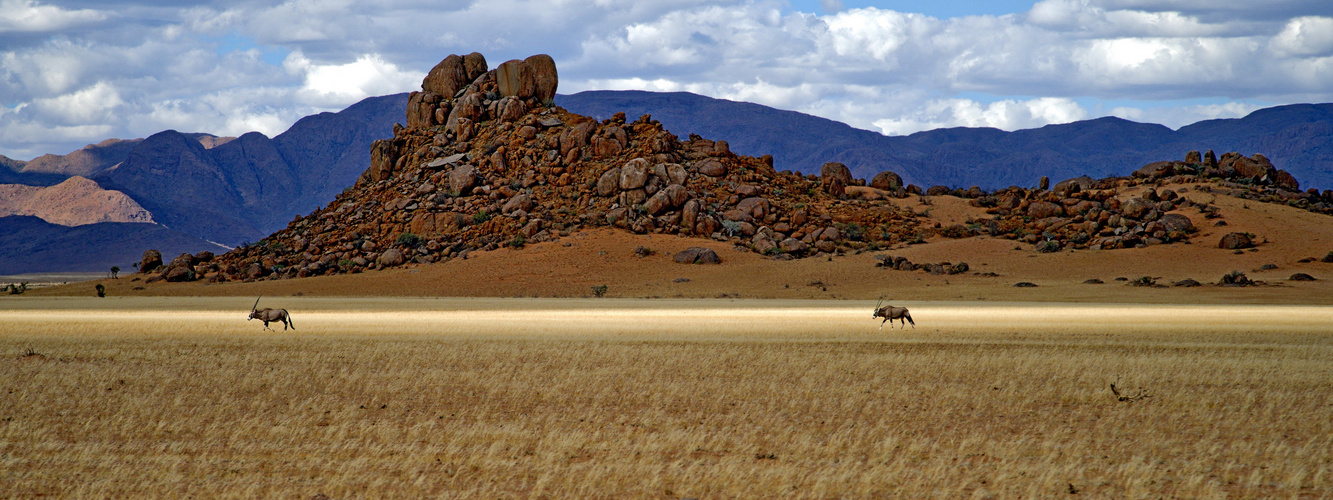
left=1219, top=270, right=1252, bottom=286
left=95, top=284, right=106, bottom=298
left=1131, top=276, right=1157, bottom=287
left=508, top=234, right=527, bottom=248
left=395, top=232, right=421, bottom=247
left=836, top=222, right=865, bottom=241
left=939, top=224, right=974, bottom=239
left=591, top=285, right=608, bottom=298
left=720, top=220, right=743, bottom=236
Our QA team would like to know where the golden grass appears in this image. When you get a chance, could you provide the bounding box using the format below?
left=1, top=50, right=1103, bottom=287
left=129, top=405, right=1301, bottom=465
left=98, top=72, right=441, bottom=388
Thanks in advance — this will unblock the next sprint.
left=3, top=298, right=1332, bottom=497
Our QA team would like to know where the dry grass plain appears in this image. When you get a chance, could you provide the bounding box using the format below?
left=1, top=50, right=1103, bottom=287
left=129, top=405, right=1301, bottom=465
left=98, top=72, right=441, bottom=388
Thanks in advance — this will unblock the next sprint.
left=3, top=297, right=1332, bottom=498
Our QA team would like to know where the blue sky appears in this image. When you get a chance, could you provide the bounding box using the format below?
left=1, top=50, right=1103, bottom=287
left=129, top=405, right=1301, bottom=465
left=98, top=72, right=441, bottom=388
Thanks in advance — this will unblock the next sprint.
left=2, top=0, right=1332, bottom=160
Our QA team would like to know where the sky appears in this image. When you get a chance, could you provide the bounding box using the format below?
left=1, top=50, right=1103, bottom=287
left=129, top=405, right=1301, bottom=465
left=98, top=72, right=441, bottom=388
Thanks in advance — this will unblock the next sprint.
left=3, top=0, right=1333, bottom=160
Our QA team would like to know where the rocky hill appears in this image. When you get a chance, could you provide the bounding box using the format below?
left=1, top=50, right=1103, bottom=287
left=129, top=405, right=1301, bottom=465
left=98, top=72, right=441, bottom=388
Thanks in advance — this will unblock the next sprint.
left=0, top=176, right=153, bottom=226
left=141, top=53, right=1326, bottom=286
left=559, top=92, right=1333, bottom=191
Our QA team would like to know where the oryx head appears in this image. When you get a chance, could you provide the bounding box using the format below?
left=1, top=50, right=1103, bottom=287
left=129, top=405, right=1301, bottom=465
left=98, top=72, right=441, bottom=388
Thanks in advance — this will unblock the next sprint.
left=248, top=296, right=261, bottom=320
left=873, top=296, right=885, bottom=318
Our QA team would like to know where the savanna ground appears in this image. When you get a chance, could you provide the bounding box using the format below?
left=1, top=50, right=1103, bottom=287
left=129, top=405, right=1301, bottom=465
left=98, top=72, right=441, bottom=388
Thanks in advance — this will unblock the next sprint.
left=3, top=297, right=1331, bottom=497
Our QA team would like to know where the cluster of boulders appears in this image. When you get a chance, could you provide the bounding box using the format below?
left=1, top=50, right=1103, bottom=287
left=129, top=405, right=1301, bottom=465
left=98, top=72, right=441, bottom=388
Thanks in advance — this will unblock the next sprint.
left=1135, top=150, right=1333, bottom=215
left=963, top=181, right=1200, bottom=251
left=189, top=53, right=923, bottom=283
left=136, top=249, right=218, bottom=283
left=874, top=255, right=970, bottom=275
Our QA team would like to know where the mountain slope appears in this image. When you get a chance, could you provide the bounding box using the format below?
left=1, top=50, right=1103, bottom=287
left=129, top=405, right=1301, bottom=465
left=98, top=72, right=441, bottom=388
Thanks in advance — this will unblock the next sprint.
left=93, top=93, right=410, bottom=245
left=0, top=215, right=228, bottom=275
left=0, top=176, right=153, bottom=226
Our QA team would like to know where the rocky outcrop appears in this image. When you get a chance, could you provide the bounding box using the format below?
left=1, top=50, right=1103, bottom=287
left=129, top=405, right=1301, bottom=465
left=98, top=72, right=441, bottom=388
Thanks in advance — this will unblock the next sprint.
left=204, top=53, right=923, bottom=283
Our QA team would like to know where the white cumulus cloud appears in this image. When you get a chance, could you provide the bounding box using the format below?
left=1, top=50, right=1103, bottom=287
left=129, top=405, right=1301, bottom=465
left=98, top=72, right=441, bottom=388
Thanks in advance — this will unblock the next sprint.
left=3, top=0, right=1333, bottom=160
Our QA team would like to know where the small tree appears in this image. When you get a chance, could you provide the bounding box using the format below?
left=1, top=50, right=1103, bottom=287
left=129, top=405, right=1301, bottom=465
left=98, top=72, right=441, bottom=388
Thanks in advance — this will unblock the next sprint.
left=95, top=284, right=106, bottom=297
left=110, top=266, right=120, bottom=279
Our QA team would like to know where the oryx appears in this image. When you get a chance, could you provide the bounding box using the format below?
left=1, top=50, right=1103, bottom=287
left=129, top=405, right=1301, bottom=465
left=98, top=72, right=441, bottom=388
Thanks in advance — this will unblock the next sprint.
left=248, top=296, right=294, bottom=331
left=872, top=297, right=914, bottom=330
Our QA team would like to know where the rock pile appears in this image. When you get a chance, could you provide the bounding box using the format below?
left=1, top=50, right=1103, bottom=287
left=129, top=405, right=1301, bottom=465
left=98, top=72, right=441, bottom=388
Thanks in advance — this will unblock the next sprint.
left=874, top=255, right=970, bottom=275
left=1135, top=150, right=1333, bottom=215
left=196, top=53, right=922, bottom=283
left=968, top=183, right=1200, bottom=251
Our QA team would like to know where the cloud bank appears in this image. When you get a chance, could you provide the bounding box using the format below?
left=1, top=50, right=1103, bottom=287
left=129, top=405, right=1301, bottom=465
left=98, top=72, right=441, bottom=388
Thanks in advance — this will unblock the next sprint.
left=2, top=0, right=1332, bottom=160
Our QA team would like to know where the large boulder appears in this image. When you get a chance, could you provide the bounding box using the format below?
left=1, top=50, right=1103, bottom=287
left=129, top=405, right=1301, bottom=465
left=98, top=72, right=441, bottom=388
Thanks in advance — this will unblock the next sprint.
left=1026, top=201, right=1064, bottom=219
left=496, top=96, right=527, bottom=122
left=139, top=249, right=163, bottom=273
left=597, top=167, right=621, bottom=197
left=161, top=253, right=197, bottom=282
left=162, top=265, right=195, bottom=282
left=696, top=158, right=727, bottom=177
left=449, top=165, right=478, bottom=195
left=619, top=158, right=650, bottom=190
left=674, top=247, right=721, bottom=264
left=524, top=54, right=558, bottom=104
left=422, top=54, right=469, bottom=98
left=1223, top=153, right=1277, bottom=181
left=735, top=197, right=770, bottom=219
left=495, top=59, right=536, bottom=99
left=779, top=238, right=810, bottom=254
left=1053, top=176, right=1094, bottom=195
left=1274, top=170, right=1300, bottom=191
left=1158, top=213, right=1193, bottom=233
left=1134, top=161, right=1176, bottom=180
left=1218, top=232, right=1253, bottom=250
left=870, top=170, right=903, bottom=191
left=681, top=199, right=701, bottom=233
left=821, top=162, right=853, bottom=191
left=405, top=91, right=439, bottom=128
left=462, top=52, right=488, bottom=82
left=1120, top=197, right=1153, bottom=219
left=501, top=193, right=534, bottom=215
left=377, top=248, right=406, bottom=267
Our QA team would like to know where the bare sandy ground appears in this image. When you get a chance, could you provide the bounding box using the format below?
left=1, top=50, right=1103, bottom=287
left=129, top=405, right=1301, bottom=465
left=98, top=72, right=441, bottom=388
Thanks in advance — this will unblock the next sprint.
left=5, top=296, right=1331, bottom=341
left=18, top=181, right=1333, bottom=304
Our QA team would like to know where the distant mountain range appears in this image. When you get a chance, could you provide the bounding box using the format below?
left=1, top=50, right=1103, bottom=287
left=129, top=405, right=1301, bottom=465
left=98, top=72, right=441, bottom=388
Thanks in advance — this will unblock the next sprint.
left=4, top=89, right=1332, bottom=273
left=557, top=91, right=1333, bottom=191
